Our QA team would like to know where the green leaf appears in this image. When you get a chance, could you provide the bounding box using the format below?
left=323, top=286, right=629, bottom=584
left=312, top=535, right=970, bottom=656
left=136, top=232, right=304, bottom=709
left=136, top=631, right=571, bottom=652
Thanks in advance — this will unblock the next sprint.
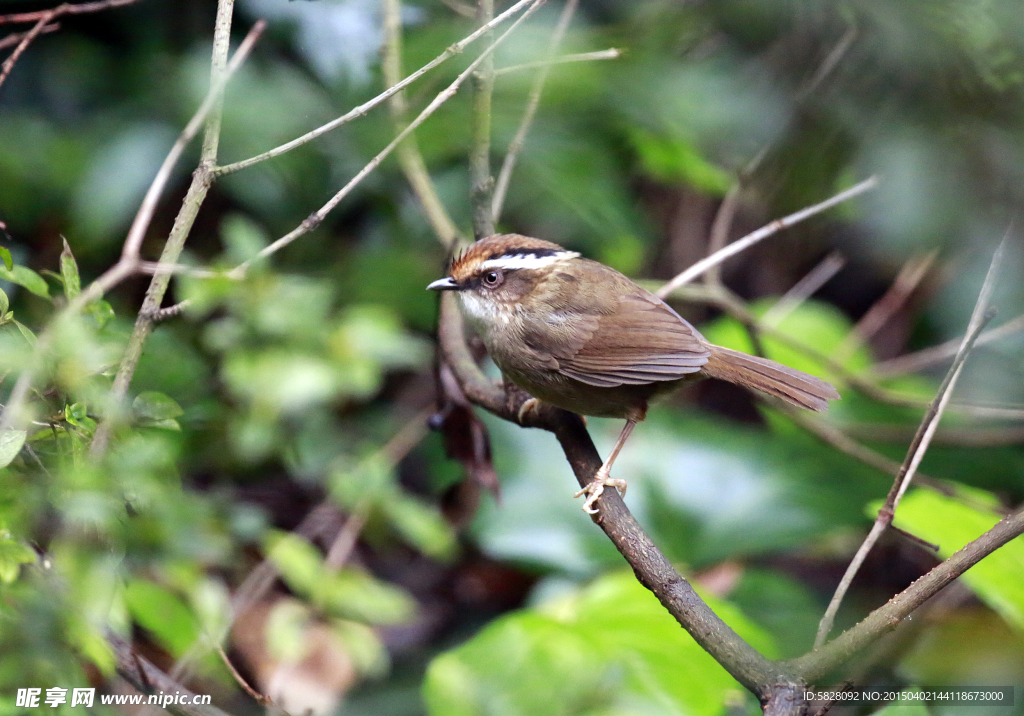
left=0, top=429, right=26, bottom=469
left=0, top=264, right=50, bottom=298
left=628, top=126, right=732, bottom=195
left=88, top=299, right=115, bottom=328
left=0, top=287, right=8, bottom=316
left=383, top=494, right=457, bottom=560
left=0, top=246, right=12, bottom=272
left=60, top=237, right=81, bottom=300
left=132, top=391, right=184, bottom=421
left=266, top=530, right=415, bottom=624
left=124, top=579, right=201, bottom=657
left=884, top=489, right=1024, bottom=631
left=424, top=570, right=775, bottom=716
left=0, top=529, right=36, bottom=583
left=13, top=320, right=36, bottom=346
left=64, top=403, right=97, bottom=433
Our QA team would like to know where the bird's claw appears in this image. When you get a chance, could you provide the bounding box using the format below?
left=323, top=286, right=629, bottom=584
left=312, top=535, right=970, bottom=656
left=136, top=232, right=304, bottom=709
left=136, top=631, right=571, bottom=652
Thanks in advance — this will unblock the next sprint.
left=574, top=475, right=628, bottom=514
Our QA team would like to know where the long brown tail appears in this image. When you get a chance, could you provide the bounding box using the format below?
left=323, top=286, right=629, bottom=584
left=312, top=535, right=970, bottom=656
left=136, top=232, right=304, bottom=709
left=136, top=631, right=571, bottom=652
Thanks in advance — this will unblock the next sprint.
left=702, top=346, right=840, bottom=411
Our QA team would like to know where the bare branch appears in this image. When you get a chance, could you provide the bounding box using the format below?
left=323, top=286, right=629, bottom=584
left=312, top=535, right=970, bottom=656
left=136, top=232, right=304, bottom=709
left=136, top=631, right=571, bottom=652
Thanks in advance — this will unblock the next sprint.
left=836, top=250, right=936, bottom=361
left=762, top=251, right=846, bottom=327
left=0, top=9, right=58, bottom=93
left=814, top=238, right=1003, bottom=648
left=0, top=0, right=139, bottom=24
left=0, top=23, right=59, bottom=51
left=871, top=313, right=1024, bottom=378
left=470, top=0, right=497, bottom=239
left=655, top=176, right=878, bottom=298
left=493, top=48, right=620, bottom=76
left=107, top=631, right=238, bottom=716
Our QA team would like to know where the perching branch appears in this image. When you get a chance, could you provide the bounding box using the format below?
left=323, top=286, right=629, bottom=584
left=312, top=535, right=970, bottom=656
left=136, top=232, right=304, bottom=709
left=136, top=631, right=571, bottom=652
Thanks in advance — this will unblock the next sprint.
left=436, top=293, right=794, bottom=699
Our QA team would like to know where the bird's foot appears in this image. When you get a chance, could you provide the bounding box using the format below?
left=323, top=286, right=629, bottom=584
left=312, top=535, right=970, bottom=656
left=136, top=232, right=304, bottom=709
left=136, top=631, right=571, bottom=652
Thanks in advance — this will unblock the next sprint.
left=573, top=470, right=628, bottom=514
left=516, top=397, right=542, bottom=424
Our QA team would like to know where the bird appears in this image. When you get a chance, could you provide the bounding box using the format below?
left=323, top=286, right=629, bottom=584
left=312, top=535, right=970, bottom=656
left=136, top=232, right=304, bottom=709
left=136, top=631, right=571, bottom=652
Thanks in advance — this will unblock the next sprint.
left=428, top=233, right=840, bottom=514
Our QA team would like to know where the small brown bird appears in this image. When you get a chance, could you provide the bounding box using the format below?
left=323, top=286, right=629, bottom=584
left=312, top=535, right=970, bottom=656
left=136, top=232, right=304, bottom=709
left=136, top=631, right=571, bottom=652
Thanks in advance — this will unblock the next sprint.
left=429, top=234, right=839, bottom=513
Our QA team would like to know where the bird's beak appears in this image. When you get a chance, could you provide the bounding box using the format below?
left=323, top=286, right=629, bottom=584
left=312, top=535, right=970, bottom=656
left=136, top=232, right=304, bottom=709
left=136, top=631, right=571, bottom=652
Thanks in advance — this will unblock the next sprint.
left=426, top=277, right=458, bottom=291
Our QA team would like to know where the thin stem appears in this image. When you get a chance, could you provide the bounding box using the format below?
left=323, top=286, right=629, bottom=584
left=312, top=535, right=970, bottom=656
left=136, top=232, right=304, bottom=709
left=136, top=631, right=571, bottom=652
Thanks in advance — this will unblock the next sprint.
left=835, top=250, right=936, bottom=362
left=761, top=251, right=846, bottom=327
left=814, top=239, right=1003, bottom=648
left=493, top=48, right=620, bottom=76
left=656, top=176, right=878, bottom=298
left=0, top=8, right=56, bottom=93
left=213, top=0, right=542, bottom=178
left=871, top=313, right=1024, bottom=378
left=236, top=0, right=545, bottom=272
left=0, top=0, right=139, bottom=24
left=0, top=24, right=60, bottom=52
left=491, top=0, right=578, bottom=224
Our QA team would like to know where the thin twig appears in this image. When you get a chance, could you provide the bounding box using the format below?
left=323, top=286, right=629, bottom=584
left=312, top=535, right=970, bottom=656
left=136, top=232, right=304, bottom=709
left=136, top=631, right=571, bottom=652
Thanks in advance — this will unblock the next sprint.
left=870, top=313, right=1024, bottom=378
left=146, top=299, right=192, bottom=322
left=491, top=0, right=578, bottom=224
left=0, top=9, right=57, bottom=93
left=655, top=176, right=878, bottom=298
left=762, top=251, right=846, bottom=327
left=836, top=250, right=936, bottom=361
left=216, top=645, right=272, bottom=706
left=814, top=239, right=1003, bottom=648
left=324, top=410, right=430, bottom=569
left=0, top=0, right=139, bottom=24
left=382, top=0, right=460, bottom=248
left=0, top=23, right=59, bottom=51
left=493, top=48, right=620, bottom=76
left=235, top=0, right=545, bottom=272
left=213, top=0, right=541, bottom=178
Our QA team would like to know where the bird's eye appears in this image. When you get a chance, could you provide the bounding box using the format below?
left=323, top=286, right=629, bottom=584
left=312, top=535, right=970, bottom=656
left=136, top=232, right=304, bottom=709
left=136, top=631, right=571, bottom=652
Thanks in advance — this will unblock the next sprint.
left=481, top=269, right=503, bottom=288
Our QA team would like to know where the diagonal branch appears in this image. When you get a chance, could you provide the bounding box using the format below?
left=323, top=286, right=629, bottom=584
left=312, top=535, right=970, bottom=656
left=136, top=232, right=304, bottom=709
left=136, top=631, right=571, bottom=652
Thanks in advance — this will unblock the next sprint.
left=436, top=293, right=793, bottom=698
left=656, top=176, right=878, bottom=298
left=813, top=238, right=1004, bottom=648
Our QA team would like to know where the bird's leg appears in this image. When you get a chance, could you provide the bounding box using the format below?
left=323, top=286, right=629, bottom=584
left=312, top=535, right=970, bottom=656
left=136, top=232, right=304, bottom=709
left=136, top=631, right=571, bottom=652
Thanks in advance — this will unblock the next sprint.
left=574, top=419, right=636, bottom=514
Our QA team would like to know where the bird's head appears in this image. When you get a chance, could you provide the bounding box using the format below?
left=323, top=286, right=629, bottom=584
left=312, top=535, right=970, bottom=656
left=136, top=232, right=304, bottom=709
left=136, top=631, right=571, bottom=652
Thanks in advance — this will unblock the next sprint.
left=427, top=233, right=581, bottom=328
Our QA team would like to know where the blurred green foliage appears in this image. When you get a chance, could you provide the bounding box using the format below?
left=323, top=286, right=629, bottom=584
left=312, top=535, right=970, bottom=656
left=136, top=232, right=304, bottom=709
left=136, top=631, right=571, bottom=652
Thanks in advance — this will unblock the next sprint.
left=0, top=1, right=1023, bottom=715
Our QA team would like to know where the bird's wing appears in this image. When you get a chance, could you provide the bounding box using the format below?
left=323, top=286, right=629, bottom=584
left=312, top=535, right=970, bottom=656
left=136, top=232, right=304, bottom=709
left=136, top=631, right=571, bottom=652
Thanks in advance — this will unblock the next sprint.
left=548, top=292, right=711, bottom=387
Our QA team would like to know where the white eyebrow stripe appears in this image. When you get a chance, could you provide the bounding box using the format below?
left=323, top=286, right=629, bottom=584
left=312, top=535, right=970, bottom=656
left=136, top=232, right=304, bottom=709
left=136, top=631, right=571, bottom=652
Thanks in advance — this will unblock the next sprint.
left=479, top=251, right=579, bottom=271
